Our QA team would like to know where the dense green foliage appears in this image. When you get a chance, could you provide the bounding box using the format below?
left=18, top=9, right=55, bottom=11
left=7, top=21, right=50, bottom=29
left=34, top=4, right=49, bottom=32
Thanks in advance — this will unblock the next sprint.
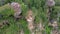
left=0, top=0, right=60, bottom=34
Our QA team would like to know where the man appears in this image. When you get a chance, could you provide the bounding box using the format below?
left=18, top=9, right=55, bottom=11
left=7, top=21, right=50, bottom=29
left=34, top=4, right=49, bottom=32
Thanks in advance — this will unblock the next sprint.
left=10, top=2, right=22, bottom=19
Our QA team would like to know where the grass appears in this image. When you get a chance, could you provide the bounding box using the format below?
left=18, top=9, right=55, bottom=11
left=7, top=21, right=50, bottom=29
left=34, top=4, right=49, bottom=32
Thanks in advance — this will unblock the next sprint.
left=0, top=0, right=60, bottom=34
